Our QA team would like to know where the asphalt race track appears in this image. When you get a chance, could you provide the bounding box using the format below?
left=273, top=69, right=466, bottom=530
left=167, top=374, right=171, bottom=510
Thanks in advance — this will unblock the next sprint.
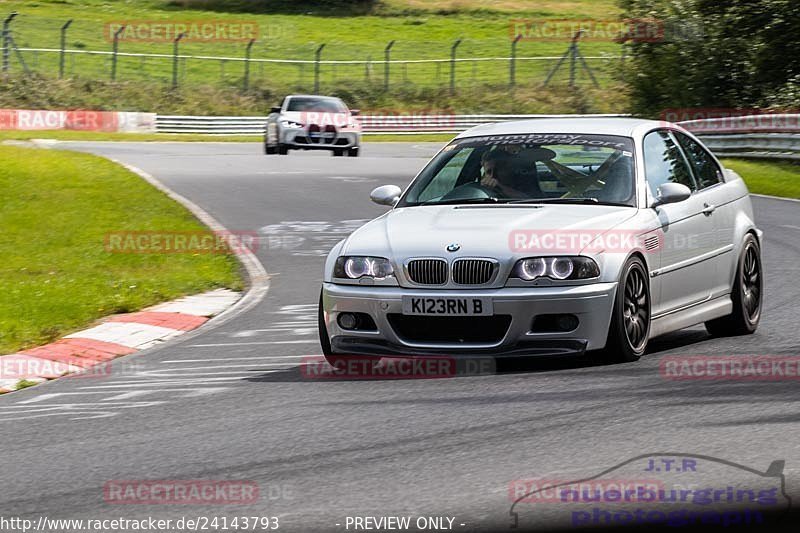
left=1, top=141, right=798, bottom=532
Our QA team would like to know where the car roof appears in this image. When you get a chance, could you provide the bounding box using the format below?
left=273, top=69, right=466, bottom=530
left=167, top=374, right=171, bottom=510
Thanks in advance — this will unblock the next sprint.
left=454, top=117, right=669, bottom=139
left=285, top=94, right=341, bottom=101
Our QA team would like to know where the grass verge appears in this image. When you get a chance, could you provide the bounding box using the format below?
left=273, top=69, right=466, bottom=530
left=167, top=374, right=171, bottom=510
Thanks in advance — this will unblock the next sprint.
left=0, top=0, right=625, bottom=115
left=0, top=145, right=243, bottom=354
left=720, top=158, right=800, bottom=200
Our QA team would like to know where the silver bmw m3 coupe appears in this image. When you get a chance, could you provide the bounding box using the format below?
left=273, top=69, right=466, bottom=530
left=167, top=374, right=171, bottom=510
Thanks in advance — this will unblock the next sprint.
left=318, top=118, right=763, bottom=365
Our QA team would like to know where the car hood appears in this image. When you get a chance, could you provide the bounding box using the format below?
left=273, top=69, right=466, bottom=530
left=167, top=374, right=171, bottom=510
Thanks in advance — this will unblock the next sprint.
left=341, top=204, right=639, bottom=260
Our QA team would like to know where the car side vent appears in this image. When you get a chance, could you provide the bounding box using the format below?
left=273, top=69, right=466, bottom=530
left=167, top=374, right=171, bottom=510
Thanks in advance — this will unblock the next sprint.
left=644, top=235, right=661, bottom=251
left=407, top=259, right=448, bottom=285
left=452, top=259, right=495, bottom=285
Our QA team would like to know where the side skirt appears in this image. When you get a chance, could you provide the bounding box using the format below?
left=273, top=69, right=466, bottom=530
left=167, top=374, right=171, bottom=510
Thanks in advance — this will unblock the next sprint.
left=649, top=295, right=733, bottom=338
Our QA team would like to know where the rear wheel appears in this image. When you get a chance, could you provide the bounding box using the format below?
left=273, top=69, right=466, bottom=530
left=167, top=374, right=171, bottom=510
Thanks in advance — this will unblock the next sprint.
left=705, top=234, right=762, bottom=336
left=332, top=149, right=344, bottom=157
left=602, top=256, right=650, bottom=363
left=347, top=147, right=359, bottom=157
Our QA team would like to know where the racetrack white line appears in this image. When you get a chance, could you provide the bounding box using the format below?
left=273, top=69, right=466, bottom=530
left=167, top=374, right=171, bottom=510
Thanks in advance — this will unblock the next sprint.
left=751, top=193, right=800, bottom=203
left=162, top=355, right=312, bottom=362
left=150, top=363, right=312, bottom=371
left=188, top=340, right=316, bottom=346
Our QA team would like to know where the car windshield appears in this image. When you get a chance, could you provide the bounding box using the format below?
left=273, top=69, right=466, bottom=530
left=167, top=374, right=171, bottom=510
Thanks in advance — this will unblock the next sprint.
left=286, top=97, right=346, bottom=113
left=398, top=133, right=637, bottom=207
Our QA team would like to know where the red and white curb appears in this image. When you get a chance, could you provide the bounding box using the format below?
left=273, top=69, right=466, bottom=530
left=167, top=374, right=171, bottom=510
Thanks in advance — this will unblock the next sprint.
left=0, top=288, right=241, bottom=393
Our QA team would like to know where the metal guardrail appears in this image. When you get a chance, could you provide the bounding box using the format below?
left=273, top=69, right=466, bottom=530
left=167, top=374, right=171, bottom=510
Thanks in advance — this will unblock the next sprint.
left=694, top=133, right=800, bottom=161
left=155, top=114, right=629, bottom=135
left=154, top=113, right=800, bottom=160
left=680, top=114, right=800, bottom=160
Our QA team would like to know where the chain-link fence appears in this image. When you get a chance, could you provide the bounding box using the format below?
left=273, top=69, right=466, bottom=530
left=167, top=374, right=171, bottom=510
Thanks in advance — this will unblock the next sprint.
left=2, top=12, right=622, bottom=93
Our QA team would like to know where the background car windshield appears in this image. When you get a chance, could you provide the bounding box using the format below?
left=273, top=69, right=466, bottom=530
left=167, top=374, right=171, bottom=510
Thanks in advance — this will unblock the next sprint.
left=286, top=97, right=346, bottom=112
left=399, top=133, right=636, bottom=206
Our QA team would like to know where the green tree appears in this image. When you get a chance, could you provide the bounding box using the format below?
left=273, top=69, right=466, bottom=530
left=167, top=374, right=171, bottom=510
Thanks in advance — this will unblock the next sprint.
left=619, top=0, right=800, bottom=116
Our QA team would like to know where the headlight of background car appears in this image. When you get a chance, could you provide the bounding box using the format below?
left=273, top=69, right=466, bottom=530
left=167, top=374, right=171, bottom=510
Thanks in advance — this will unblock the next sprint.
left=280, top=120, right=304, bottom=129
left=334, top=256, right=394, bottom=280
left=511, top=257, right=599, bottom=281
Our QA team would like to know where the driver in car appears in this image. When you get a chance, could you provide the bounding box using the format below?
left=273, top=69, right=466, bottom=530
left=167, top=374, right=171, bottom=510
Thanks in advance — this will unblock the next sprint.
left=479, top=148, right=534, bottom=199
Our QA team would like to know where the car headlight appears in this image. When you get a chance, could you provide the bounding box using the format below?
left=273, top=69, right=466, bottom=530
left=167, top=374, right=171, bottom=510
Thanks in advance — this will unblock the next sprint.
left=511, top=256, right=599, bottom=281
left=280, top=120, right=304, bottom=129
left=334, top=256, right=394, bottom=280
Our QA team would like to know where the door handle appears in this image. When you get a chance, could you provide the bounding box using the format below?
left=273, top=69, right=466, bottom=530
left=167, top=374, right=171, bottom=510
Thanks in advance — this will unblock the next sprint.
left=702, top=203, right=717, bottom=216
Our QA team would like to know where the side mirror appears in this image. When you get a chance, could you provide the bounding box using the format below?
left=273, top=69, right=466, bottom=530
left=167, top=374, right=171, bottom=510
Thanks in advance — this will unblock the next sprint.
left=270, top=106, right=281, bottom=114
left=370, top=185, right=402, bottom=206
left=652, top=182, right=691, bottom=208
left=350, top=109, right=360, bottom=116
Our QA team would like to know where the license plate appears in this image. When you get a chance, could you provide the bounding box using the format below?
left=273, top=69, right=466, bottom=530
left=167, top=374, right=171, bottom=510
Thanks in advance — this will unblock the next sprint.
left=401, top=296, right=493, bottom=316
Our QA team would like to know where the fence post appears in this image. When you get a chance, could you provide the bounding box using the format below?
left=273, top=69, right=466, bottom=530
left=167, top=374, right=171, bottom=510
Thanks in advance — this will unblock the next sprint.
left=569, top=35, right=577, bottom=87
left=314, top=43, right=325, bottom=93
left=243, top=38, right=255, bottom=91
left=384, top=40, right=395, bottom=91
left=2, top=12, right=18, bottom=76
left=111, top=24, right=125, bottom=81
left=510, top=34, right=522, bottom=88
left=59, top=19, right=72, bottom=79
left=172, top=32, right=186, bottom=89
left=450, top=37, right=462, bottom=95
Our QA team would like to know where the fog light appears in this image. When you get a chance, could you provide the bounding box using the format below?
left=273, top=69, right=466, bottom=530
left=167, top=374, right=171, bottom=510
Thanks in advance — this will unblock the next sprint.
left=531, top=314, right=580, bottom=333
left=338, top=313, right=359, bottom=330
left=557, top=314, right=579, bottom=332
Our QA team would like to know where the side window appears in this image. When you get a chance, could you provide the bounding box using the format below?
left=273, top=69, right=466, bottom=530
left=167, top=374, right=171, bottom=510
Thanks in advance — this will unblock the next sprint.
left=674, top=131, right=723, bottom=189
left=643, top=130, right=696, bottom=197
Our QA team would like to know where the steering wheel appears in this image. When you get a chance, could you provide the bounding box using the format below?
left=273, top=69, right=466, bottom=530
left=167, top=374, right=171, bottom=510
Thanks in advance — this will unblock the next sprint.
left=440, top=181, right=496, bottom=201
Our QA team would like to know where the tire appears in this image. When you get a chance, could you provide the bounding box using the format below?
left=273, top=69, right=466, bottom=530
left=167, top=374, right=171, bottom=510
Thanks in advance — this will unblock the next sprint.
left=264, top=142, right=276, bottom=155
left=601, top=256, right=651, bottom=363
left=347, top=147, right=359, bottom=157
left=318, top=291, right=333, bottom=356
left=278, top=144, right=289, bottom=155
left=705, top=234, right=762, bottom=336
left=332, top=149, right=344, bottom=157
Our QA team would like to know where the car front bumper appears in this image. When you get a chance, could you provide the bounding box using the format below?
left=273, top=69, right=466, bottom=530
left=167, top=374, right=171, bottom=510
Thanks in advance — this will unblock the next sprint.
left=321, top=282, right=617, bottom=357
left=280, top=128, right=360, bottom=150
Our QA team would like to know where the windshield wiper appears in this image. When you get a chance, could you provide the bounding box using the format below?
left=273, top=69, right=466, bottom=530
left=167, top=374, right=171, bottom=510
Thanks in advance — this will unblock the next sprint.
left=415, top=197, right=505, bottom=206
left=509, top=197, right=630, bottom=207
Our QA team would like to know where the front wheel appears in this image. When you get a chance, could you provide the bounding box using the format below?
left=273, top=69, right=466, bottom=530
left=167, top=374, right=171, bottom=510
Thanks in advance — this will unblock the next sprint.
left=277, top=144, right=289, bottom=155
left=347, top=147, right=359, bottom=157
left=601, top=256, right=651, bottom=363
left=705, top=234, right=762, bottom=336
left=332, top=149, right=344, bottom=157
left=264, top=142, right=276, bottom=155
